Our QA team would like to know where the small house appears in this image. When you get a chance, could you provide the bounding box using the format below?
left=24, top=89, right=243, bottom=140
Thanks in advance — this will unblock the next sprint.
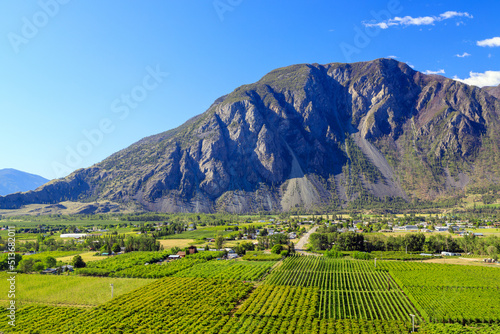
left=441, top=251, right=461, bottom=256
left=41, top=268, right=57, bottom=275
left=177, top=251, right=186, bottom=258
left=60, top=265, right=74, bottom=272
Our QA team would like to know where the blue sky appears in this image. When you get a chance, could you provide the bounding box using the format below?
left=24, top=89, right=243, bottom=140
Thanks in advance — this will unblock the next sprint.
left=0, top=0, right=499, bottom=180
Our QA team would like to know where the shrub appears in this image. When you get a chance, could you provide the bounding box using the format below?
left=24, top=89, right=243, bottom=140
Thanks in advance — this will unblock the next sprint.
left=271, top=244, right=283, bottom=255
left=352, top=251, right=372, bottom=260
left=325, top=247, right=343, bottom=258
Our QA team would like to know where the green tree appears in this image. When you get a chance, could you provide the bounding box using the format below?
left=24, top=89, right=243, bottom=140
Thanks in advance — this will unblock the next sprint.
left=18, top=258, right=35, bottom=273
left=403, top=233, right=426, bottom=252
left=0, top=253, right=22, bottom=271
left=487, top=245, right=498, bottom=260
left=33, top=262, right=45, bottom=271
left=271, top=244, right=283, bottom=254
left=44, top=256, right=57, bottom=268
left=280, top=250, right=289, bottom=257
left=72, top=255, right=86, bottom=268
left=215, top=234, right=224, bottom=250
left=111, top=243, right=121, bottom=254
left=325, top=246, right=343, bottom=258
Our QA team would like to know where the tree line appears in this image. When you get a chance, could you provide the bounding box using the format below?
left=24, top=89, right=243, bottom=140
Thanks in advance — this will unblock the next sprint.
left=310, top=231, right=500, bottom=258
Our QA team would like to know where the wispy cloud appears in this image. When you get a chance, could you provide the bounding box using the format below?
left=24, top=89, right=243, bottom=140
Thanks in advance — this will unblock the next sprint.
left=424, top=69, right=445, bottom=75
left=363, top=11, right=472, bottom=29
left=454, top=71, right=500, bottom=87
left=477, top=37, right=500, bottom=47
left=455, top=52, right=471, bottom=58
left=386, top=55, right=398, bottom=59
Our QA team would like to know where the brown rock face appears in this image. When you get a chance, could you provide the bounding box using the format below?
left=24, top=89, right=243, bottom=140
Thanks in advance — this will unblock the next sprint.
left=2, top=59, right=500, bottom=212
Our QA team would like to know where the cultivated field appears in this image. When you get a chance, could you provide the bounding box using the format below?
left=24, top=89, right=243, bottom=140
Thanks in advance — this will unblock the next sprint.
left=2, top=250, right=500, bottom=333
left=0, top=273, right=152, bottom=307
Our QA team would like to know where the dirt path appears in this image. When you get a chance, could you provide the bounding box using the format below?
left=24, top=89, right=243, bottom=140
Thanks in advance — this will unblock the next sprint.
left=295, top=226, right=318, bottom=253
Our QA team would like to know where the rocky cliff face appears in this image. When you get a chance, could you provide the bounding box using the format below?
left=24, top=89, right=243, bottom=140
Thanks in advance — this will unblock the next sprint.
left=484, top=85, right=500, bottom=99
left=2, top=59, right=500, bottom=212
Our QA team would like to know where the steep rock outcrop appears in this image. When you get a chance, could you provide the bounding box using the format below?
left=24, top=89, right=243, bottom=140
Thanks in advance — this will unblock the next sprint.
left=1, top=59, right=499, bottom=212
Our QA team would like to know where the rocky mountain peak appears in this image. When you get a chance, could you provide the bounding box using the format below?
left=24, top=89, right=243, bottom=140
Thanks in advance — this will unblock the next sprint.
left=1, top=59, right=499, bottom=213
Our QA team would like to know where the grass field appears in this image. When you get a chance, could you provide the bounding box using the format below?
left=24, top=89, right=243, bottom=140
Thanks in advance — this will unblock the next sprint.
left=0, top=273, right=152, bottom=307
left=21, top=251, right=85, bottom=261
left=467, top=228, right=500, bottom=235
left=162, top=223, right=267, bottom=240
left=162, top=226, right=237, bottom=240
left=158, top=239, right=196, bottom=249
left=57, top=251, right=107, bottom=263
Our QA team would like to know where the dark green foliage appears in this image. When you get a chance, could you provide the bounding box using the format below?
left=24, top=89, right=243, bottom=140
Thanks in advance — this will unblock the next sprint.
left=310, top=232, right=365, bottom=251
left=111, top=243, right=121, bottom=253
left=351, top=251, right=371, bottom=260
left=324, top=247, right=344, bottom=258
left=271, top=244, right=283, bottom=254
left=44, top=256, right=57, bottom=268
left=72, top=255, right=86, bottom=268
left=0, top=253, right=22, bottom=270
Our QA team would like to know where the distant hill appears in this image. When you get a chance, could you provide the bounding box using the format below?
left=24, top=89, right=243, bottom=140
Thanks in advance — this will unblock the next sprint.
left=0, top=169, right=49, bottom=196
left=1, top=59, right=500, bottom=213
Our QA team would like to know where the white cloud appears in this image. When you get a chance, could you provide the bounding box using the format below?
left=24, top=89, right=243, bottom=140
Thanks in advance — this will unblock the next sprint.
left=424, top=69, right=445, bottom=75
left=477, top=37, right=500, bottom=47
left=455, top=52, right=471, bottom=58
left=454, top=71, right=500, bottom=87
left=440, top=11, right=472, bottom=20
left=386, top=55, right=398, bottom=59
left=363, top=11, right=472, bottom=29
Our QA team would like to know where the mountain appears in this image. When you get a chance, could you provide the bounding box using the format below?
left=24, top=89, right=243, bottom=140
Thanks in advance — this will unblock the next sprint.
left=0, top=169, right=49, bottom=196
left=484, top=84, right=500, bottom=99
left=1, top=59, right=499, bottom=213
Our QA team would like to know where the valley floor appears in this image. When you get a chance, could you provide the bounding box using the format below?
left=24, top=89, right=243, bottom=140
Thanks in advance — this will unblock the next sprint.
left=1, top=254, right=499, bottom=333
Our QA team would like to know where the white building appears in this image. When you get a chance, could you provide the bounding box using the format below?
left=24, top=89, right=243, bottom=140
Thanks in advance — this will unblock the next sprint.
left=60, top=233, right=88, bottom=238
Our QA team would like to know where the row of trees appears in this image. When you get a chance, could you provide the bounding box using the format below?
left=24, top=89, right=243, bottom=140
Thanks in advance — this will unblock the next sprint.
left=16, top=234, right=161, bottom=254
left=0, top=253, right=86, bottom=273
left=310, top=230, right=500, bottom=257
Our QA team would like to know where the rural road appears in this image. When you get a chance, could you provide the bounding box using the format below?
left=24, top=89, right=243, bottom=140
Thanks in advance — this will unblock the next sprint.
left=295, top=225, right=318, bottom=254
